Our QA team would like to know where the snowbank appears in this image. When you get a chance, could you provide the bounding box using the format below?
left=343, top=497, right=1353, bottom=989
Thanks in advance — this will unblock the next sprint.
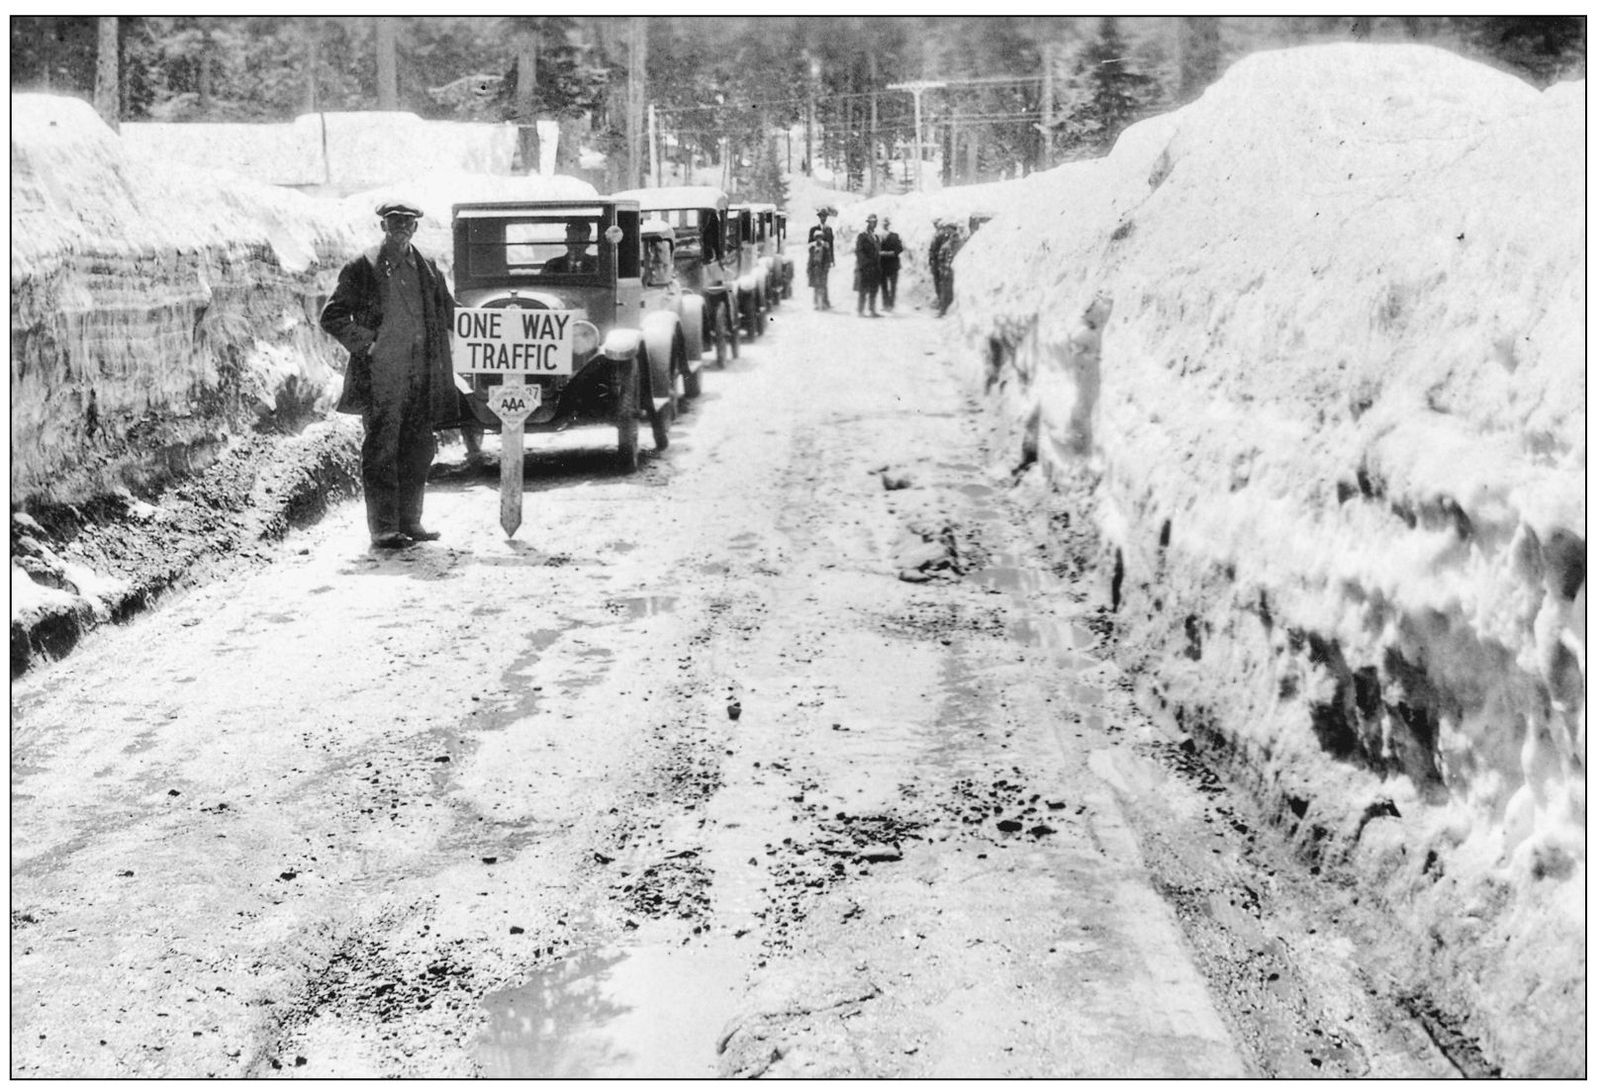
left=11, top=94, right=369, bottom=508
left=341, top=169, right=599, bottom=276
left=949, top=44, right=1582, bottom=1075
left=123, top=112, right=522, bottom=195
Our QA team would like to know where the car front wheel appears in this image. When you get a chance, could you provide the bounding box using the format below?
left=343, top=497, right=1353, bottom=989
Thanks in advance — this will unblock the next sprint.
left=725, top=296, right=741, bottom=360
left=615, top=357, right=640, bottom=472
left=711, top=300, right=729, bottom=368
left=679, top=340, right=701, bottom=401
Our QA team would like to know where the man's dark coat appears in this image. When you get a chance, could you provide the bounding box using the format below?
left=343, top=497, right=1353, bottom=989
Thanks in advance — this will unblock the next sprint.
left=319, top=245, right=460, bottom=426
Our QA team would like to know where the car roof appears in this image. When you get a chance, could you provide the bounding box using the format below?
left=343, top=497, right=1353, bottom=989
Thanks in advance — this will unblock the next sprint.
left=452, top=199, right=637, bottom=218
left=733, top=201, right=777, bottom=213
left=612, top=186, right=728, bottom=212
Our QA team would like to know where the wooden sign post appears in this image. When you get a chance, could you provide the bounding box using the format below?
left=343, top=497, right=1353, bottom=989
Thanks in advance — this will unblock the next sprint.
left=451, top=305, right=580, bottom=537
left=488, top=383, right=538, bottom=535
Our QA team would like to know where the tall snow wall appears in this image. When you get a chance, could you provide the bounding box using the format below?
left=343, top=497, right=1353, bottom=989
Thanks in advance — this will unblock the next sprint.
left=953, top=45, right=1582, bottom=1076
left=11, top=94, right=367, bottom=507
left=122, top=112, right=521, bottom=194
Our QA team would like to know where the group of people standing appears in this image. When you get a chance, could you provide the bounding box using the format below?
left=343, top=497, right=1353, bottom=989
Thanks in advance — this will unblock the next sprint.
left=805, top=206, right=962, bottom=318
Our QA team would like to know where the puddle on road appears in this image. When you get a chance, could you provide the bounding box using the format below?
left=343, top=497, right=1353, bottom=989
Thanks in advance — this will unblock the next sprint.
left=476, top=938, right=747, bottom=1078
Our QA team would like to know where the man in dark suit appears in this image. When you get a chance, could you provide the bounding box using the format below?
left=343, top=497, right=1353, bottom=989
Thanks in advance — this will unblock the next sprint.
left=320, top=200, right=460, bottom=548
left=854, top=214, right=882, bottom=317
left=877, top=216, right=904, bottom=312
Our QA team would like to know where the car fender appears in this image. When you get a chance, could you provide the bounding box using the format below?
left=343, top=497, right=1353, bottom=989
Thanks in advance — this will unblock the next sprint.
left=641, top=310, right=681, bottom=370
left=679, top=295, right=706, bottom=365
left=602, top=327, right=642, bottom=362
left=737, top=271, right=764, bottom=297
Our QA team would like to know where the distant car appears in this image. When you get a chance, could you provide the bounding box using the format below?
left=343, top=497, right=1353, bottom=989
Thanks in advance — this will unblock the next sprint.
left=738, top=202, right=791, bottom=308
left=774, top=211, right=795, bottom=300
left=639, top=216, right=708, bottom=402
left=723, top=203, right=768, bottom=341
left=451, top=198, right=678, bottom=471
left=613, top=185, right=738, bottom=366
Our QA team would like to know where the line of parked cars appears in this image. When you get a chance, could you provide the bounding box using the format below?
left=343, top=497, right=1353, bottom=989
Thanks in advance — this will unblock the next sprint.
left=452, top=189, right=793, bottom=470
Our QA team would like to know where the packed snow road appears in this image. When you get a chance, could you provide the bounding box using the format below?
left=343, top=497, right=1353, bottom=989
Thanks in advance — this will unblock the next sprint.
left=11, top=278, right=1456, bottom=1079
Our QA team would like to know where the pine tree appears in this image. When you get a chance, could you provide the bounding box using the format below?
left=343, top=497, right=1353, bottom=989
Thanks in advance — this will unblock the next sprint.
left=1064, top=17, right=1158, bottom=156
left=1176, top=17, right=1221, bottom=103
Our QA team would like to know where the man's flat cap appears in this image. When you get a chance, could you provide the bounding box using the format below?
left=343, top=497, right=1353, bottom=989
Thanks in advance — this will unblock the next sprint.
left=376, top=200, right=424, bottom=218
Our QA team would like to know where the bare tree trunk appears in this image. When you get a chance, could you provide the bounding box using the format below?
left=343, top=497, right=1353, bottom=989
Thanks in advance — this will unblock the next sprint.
left=625, top=17, right=647, bottom=189
left=867, top=51, right=879, bottom=196
left=94, top=17, right=119, bottom=131
left=40, top=16, right=54, bottom=91
left=304, top=20, right=322, bottom=114
left=516, top=26, right=539, bottom=172
left=375, top=17, right=399, bottom=110
left=198, top=21, right=214, bottom=114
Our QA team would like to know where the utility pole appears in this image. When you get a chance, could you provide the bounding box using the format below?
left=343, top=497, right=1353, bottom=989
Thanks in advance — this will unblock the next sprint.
left=1040, top=42, right=1053, bottom=169
left=887, top=80, right=945, bottom=192
left=647, top=102, right=660, bottom=187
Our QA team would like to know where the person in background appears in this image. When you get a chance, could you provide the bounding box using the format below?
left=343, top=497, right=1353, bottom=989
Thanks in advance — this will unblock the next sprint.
left=807, top=208, right=835, bottom=309
left=854, top=214, right=882, bottom=317
left=542, top=218, right=599, bottom=274
left=320, top=200, right=460, bottom=548
left=930, top=218, right=959, bottom=318
left=807, top=235, right=830, bottom=310
left=877, top=216, right=904, bottom=312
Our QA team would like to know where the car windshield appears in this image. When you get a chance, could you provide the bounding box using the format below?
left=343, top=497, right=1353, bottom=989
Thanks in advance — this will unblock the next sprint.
left=461, top=214, right=607, bottom=279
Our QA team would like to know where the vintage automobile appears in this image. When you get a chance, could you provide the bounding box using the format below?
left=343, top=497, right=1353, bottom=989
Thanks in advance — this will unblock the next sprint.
left=451, top=198, right=684, bottom=471
left=774, top=211, right=794, bottom=300
left=639, top=216, right=707, bottom=401
left=738, top=202, right=793, bottom=308
left=613, top=185, right=738, bottom=365
left=722, top=203, right=768, bottom=341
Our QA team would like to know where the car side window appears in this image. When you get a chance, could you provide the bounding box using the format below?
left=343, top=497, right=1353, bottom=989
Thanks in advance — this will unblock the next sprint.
left=644, top=239, right=673, bottom=286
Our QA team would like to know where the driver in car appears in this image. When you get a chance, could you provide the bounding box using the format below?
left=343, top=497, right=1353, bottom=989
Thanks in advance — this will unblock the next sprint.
left=542, top=219, right=598, bottom=274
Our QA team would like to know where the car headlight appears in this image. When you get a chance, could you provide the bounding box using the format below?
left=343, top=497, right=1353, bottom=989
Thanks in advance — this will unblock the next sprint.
left=572, top=320, right=600, bottom=360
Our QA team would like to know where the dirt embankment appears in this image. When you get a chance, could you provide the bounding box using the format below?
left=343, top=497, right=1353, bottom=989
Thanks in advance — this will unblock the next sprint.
left=11, top=421, right=362, bottom=676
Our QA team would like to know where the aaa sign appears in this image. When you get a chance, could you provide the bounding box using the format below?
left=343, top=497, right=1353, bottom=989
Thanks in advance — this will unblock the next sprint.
left=452, top=307, right=579, bottom=376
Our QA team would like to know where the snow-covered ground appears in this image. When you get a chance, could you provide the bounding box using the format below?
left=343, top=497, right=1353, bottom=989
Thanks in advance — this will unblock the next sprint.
left=898, top=43, right=1583, bottom=1074
left=8, top=41, right=1584, bottom=1074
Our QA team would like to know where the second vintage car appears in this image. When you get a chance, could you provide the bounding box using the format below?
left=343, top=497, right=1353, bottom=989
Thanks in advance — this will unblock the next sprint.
left=613, top=185, right=738, bottom=366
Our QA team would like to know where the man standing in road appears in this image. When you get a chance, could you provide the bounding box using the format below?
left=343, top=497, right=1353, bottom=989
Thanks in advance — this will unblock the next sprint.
left=855, top=214, right=882, bottom=317
left=807, top=208, right=835, bottom=309
left=320, top=199, right=460, bottom=549
left=877, top=216, right=904, bottom=312
left=930, top=218, right=959, bottom=318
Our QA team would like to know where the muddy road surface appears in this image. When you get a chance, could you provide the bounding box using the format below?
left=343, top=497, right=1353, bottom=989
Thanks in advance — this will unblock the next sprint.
left=11, top=283, right=1457, bottom=1078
